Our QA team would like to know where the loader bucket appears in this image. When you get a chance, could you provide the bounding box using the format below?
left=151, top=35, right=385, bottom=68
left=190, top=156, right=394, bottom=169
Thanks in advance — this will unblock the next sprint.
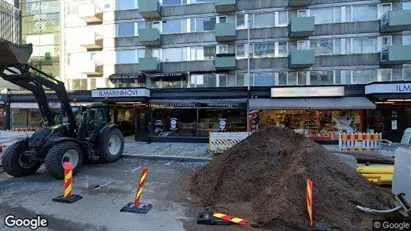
left=0, top=39, right=33, bottom=66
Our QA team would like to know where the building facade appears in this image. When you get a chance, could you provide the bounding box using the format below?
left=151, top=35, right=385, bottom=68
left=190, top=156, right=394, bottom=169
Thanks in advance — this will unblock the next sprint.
left=3, top=0, right=411, bottom=143
left=20, top=0, right=61, bottom=79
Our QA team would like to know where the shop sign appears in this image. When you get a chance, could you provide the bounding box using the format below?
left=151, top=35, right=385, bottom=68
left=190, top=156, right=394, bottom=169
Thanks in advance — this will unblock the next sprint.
left=170, top=118, right=177, bottom=130
left=152, top=102, right=196, bottom=108
left=271, top=86, right=345, bottom=98
left=365, top=83, right=411, bottom=94
left=108, top=74, right=145, bottom=83
left=219, top=118, right=227, bottom=131
left=91, top=88, right=150, bottom=98
left=201, top=102, right=245, bottom=107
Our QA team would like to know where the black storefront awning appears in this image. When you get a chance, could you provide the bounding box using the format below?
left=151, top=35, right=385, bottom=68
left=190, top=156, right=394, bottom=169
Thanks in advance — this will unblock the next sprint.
left=151, top=98, right=247, bottom=108
left=148, top=72, right=188, bottom=80
left=108, top=74, right=146, bottom=84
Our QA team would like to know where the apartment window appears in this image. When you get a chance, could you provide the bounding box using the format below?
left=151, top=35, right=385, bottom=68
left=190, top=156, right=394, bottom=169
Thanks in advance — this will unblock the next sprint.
left=190, top=46, right=216, bottom=60
left=310, top=71, right=334, bottom=85
left=117, top=0, right=138, bottom=10
left=162, top=0, right=187, bottom=6
left=162, top=47, right=189, bottom=62
left=278, top=72, right=287, bottom=86
left=288, top=72, right=307, bottom=86
left=297, top=40, right=310, bottom=50
left=236, top=44, right=246, bottom=58
left=404, top=35, right=411, bottom=45
left=297, top=9, right=309, bottom=17
left=379, top=69, right=392, bottom=81
left=404, top=2, right=411, bottom=9
left=253, top=42, right=275, bottom=58
left=335, top=70, right=351, bottom=84
left=116, top=50, right=137, bottom=64
left=190, top=74, right=216, bottom=88
left=378, top=36, right=392, bottom=51
left=236, top=14, right=245, bottom=28
left=253, top=12, right=274, bottom=28
left=334, top=39, right=342, bottom=54
left=334, top=7, right=342, bottom=23
left=277, top=42, right=288, bottom=57
left=352, top=69, right=377, bottom=84
left=311, top=39, right=333, bottom=55
left=116, top=23, right=135, bottom=37
left=191, top=17, right=216, bottom=32
left=378, top=3, right=392, bottom=18
left=252, top=72, right=275, bottom=86
left=404, top=68, right=411, bottom=80
left=90, top=79, right=97, bottom=89
left=276, top=11, right=288, bottom=26
left=352, top=37, right=377, bottom=53
left=311, top=7, right=333, bottom=24
left=72, top=79, right=87, bottom=90
left=351, top=5, right=377, bottom=22
left=163, top=19, right=188, bottom=34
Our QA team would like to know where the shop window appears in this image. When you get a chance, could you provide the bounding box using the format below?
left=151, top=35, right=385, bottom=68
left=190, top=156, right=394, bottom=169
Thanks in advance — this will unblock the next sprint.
left=198, top=109, right=247, bottom=137
left=257, top=110, right=361, bottom=141
left=152, top=109, right=197, bottom=137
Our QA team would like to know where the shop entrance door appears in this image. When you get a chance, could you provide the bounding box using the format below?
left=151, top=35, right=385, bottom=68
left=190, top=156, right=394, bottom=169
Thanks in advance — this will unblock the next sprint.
left=135, top=107, right=150, bottom=141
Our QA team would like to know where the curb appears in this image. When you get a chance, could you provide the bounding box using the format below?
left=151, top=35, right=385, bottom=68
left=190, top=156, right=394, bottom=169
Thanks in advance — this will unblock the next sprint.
left=122, top=154, right=212, bottom=162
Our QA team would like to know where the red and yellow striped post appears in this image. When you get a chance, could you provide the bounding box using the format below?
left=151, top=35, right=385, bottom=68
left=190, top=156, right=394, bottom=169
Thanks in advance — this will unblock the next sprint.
left=120, top=168, right=153, bottom=214
left=213, top=212, right=248, bottom=226
left=306, top=179, right=313, bottom=226
left=52, top=161, right=83, bottom=203
left=64, top=162, right=73, bottom=198
left=134, top=168, right=148, bottom=208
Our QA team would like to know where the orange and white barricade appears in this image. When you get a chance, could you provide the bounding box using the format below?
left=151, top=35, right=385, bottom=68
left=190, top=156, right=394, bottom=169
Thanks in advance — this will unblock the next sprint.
left=208, top=132, right=250, bottom=154
left=339, top=132, right=382, bottom=151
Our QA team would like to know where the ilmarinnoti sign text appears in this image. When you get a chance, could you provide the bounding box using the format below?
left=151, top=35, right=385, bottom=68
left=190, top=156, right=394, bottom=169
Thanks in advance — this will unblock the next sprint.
left=91, top=89, right=150, bottom=98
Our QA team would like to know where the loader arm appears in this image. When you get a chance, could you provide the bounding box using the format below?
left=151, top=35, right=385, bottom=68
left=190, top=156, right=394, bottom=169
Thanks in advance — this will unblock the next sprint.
left=0, top=39, right=76, bottom=134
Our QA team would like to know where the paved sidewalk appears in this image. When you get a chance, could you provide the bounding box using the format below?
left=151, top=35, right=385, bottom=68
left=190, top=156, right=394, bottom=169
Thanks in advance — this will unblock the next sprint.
left=123, top=137, right=210, bottom=160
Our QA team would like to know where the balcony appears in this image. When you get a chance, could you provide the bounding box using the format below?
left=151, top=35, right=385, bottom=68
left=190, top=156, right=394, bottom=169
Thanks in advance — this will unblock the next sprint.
left=288, top=0, right=312, bottom=7
left=288, top=49, right=315, bottom=69
left=215, top=23, right=236, bottom=42
left=139, top=57, right=161, bottom=73
left=215, top=0, right=236, bottom=13
left=81, top=61, right=104, bottom=77
left=380, top=10, right=411, bottom=32
left=289, top=16, right=315, bottom=37
left=78, top=4, right=103, bottom=24
left=214, top=53, right=236, bottom=71
left=80, top=32, right=103, bottom=51
left=138, top=28, right=161, bottom=46
left=380, top=45, right=411, bottom=65
left=139, top=0, right=161, bottom=19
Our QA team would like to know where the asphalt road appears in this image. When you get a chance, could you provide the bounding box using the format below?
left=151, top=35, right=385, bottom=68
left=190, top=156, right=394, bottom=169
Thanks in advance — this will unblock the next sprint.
left=0, top=158, right=246, bottom=231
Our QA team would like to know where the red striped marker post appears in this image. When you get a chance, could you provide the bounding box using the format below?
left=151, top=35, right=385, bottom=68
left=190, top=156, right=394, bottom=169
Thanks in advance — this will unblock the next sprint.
left=120, top=168, right=153, bottom=214
left=52, top=162, right=83, bottom=203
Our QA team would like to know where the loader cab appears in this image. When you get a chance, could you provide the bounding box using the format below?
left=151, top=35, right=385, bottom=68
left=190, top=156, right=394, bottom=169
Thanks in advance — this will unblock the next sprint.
left=76, top=103, right=110, bottom=141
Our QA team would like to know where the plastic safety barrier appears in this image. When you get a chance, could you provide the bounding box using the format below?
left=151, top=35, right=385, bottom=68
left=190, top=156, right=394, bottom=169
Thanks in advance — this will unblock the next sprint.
left=338, top=132, right=382, bottom=151
left=208, top=132, right=250, bottom=154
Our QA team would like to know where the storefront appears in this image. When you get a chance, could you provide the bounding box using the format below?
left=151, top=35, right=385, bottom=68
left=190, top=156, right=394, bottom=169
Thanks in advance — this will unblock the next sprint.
left=249, top=86, right=376, bottom=143
left=365, top=81, right=411, bottom=142
left=150, top=99, right=247, bottom=142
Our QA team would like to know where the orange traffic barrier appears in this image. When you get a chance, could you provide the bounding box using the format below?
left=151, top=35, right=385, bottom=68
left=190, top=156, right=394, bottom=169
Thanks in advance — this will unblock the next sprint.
left=52, top=162, right=83, bottom=203
left=306, top=179, right=313, bottom=226
left=213, top=212, right=249, bottom=226
left=120, top=168, right=153, bottom=214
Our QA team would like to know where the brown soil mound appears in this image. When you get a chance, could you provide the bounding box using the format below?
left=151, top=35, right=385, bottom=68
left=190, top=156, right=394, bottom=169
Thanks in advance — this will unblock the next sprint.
left=190, top=127, right=396, bottom=230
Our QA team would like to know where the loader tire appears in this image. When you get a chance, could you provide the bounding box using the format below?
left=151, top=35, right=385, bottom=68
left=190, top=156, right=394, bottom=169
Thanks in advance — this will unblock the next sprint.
left=98, top=128, right=124, bottom=163
left=2, top=141, right=41, bottom=177
left=45, top=141, right=84, bottom=180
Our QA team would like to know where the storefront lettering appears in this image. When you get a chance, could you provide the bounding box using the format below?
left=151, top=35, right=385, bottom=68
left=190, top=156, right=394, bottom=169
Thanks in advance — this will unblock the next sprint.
left=397, top=84, right=411, bottom=92
left=97, top=89, right=144, bottom=97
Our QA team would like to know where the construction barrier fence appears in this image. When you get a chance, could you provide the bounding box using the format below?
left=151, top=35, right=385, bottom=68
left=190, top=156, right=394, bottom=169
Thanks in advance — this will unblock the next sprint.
left=338, top=132, right=382, bottom=151
left=208, top=132, right=250, bottom=154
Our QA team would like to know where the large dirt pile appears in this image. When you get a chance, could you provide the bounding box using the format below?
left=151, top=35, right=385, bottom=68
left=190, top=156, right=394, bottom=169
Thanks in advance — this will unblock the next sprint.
left=190, top=127, right=396, bottom=230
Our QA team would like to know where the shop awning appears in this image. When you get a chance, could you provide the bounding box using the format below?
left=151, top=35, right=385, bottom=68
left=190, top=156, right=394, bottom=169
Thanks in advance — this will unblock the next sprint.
left=306, top=97, right=376, bottom=110
left=249, top=98, right=309, bottom=110
left=150, top=98, right=248, bottom=107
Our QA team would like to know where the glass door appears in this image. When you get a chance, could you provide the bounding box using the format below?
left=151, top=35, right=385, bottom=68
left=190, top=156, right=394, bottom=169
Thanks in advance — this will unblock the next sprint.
left=135, top=107, right=150, bottom=141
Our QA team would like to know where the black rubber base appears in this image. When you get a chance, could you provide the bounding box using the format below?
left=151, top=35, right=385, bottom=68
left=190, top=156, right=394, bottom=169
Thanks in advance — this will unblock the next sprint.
left=120, top=202, right=153, bottom=214
left=197, top=211, right=231, bottom=225
left=52, top=195, right=83, bottom=203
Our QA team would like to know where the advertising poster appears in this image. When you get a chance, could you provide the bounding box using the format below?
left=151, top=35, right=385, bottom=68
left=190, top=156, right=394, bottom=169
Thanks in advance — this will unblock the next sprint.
left=170, top=118, right=177, bottom=131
